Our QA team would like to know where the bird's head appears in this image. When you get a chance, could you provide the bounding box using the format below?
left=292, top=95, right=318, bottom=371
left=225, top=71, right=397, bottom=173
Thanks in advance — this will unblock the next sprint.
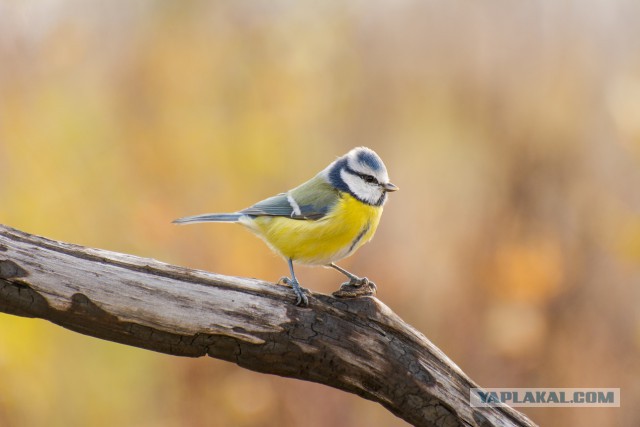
left=324, top=147, right=398, bottom=206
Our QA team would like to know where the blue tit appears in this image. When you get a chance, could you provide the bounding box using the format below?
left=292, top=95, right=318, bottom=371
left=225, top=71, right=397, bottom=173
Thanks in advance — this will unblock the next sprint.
left=173, top=146, right=398, bottom=306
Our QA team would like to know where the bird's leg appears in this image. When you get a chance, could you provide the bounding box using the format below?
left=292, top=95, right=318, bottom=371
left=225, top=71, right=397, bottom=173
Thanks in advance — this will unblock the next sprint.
left=278, top=259, right=309, bottom=307
left=329, top=263, right=375, bottom=288
left=328, top=263, right=377, bottom=298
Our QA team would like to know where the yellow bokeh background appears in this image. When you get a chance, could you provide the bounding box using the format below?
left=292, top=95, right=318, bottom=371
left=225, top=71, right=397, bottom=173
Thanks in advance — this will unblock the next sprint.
left=1, top=2, right=639, bottom=426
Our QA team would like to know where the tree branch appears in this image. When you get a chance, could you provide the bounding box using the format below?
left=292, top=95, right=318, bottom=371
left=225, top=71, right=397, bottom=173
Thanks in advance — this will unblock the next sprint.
left=0, top=224, right=535, bottom=427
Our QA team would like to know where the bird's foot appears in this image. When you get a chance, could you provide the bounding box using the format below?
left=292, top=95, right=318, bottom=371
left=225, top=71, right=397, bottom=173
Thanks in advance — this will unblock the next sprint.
left=278, top=277, right=309, bottom=307
left=332, top=276, right=377, bottom=299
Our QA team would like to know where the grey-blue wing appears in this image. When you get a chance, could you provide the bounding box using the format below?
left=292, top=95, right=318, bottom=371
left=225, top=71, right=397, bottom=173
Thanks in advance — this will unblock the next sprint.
left=241, top=175, right=340, bottom=220
left=240, top=193, right=294, bottom=217
left=240, top=193, right=329, bottom=220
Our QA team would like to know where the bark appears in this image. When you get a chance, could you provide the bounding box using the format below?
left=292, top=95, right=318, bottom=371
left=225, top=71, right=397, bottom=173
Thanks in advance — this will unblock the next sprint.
left=0, top=224, right=536, bottom=427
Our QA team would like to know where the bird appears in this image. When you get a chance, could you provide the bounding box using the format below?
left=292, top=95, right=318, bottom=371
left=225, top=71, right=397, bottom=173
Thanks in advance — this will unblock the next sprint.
left=173, top=146, right=398, bottom=306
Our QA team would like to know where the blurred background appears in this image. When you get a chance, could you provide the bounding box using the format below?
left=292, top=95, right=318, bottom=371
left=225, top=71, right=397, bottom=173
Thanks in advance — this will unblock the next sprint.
left=1, top=1, right=639, bottom=426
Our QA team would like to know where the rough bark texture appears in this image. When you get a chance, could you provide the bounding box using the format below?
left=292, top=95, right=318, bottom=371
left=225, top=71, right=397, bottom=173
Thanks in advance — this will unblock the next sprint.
left=0, top=224, right=536, bottom=427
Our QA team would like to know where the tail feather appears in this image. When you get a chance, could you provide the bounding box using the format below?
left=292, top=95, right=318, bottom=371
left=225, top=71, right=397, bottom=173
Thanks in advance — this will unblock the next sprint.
left=172, top=213, right=242, bottom=224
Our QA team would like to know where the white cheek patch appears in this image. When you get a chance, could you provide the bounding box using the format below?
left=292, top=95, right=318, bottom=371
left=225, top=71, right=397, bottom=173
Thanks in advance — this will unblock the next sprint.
left=340, top=169, right=383, bottom=205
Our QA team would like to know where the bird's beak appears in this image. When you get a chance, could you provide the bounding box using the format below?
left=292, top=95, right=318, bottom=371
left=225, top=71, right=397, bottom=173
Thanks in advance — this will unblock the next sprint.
left=383, top=182, right=399, bottom=192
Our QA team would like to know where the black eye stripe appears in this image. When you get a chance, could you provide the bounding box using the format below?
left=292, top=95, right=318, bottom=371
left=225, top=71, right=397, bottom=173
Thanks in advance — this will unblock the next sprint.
left=343, top=166, right=379, bottom=185
left=361, top=174, right=377, bottom=183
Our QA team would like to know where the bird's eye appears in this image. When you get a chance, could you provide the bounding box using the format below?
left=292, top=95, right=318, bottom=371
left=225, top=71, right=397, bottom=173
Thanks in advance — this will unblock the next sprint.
left=362, top=174, right=377, bottom=184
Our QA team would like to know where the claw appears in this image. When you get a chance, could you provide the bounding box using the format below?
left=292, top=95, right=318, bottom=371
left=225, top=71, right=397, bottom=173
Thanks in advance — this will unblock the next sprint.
left=369, top=281, right=377, bottom=292
left=278, top=277, right=292, bottom=286
left=327, top=263, right=377, bottom=299
left=333, top=276, right=377, bottom=299
left=294, top=288, right=309, bottom=307
left=277, top=277, right=308, bottom=307
left=349, top=276, right=370, bottom=287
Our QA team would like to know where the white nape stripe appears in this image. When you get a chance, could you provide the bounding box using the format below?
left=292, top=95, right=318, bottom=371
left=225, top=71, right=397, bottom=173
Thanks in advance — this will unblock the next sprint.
left=287, top=192, right=302, bottom=217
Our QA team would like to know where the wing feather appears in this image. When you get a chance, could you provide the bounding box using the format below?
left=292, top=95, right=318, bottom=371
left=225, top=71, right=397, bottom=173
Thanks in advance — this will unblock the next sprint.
left=240, top=193, right=296, bottom=217
left=240, top=175, right=340, bottom=221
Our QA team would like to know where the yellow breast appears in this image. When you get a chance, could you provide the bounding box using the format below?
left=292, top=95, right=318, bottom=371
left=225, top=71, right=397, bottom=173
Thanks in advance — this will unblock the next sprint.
left=245, top=193, right=382, bottom=265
